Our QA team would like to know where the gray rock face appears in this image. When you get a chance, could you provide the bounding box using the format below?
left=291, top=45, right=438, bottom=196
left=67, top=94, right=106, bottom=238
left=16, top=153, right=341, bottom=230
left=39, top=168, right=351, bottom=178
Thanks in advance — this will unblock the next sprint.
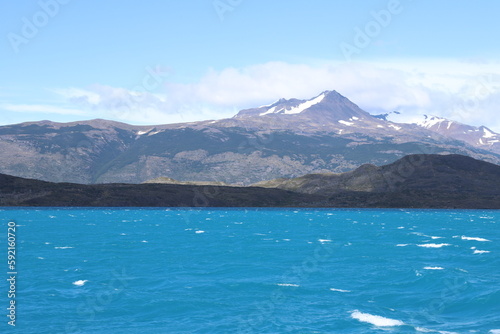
left=0, top=91, right=499, bottom=184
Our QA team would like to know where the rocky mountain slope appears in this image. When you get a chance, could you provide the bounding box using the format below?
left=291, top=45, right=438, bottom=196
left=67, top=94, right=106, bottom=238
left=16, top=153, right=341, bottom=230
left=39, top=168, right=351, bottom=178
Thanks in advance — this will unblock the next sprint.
left=415, top=115, right=500, bottom=154
left=253, top=154, right=500, bottom=196
left=1, top=154, right=499, bottom=209
left=0, top=91, right=499, bottom=184
left=0, top=172, right=322, bottom=207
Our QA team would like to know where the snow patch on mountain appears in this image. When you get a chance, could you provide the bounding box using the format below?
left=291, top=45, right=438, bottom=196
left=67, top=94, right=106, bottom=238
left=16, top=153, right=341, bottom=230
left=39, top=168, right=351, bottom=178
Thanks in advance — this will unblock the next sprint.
left=338, top=120, right=354, bottom=126
left=137, top=128, right=156, bottom=136
left=285, top=93, right=326, bottom=114
left=469, top=127, right=499, bottom=146
left=482, top=127, right=496, bottom=139
left=416, top=115, right=448, bottom=129
left=258, top=99, right=280, bottom=108
left=259, top=93, right=326, bottom=116
left=136, top=128, right=162, bottom=136
left=259, top=106, right=278, bottom=116
left=409, top=114, right=500, bottom=151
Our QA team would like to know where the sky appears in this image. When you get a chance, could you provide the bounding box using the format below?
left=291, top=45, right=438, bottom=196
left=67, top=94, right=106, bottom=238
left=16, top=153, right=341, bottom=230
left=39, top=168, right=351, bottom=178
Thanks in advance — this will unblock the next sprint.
left=1, top=0, right=500, bottom=131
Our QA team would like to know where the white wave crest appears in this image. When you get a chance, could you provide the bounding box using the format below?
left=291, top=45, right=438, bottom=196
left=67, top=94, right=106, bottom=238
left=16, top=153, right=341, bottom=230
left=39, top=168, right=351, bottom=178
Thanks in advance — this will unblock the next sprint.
left=417, top=328, right=459, bottom=334
left=423, top=266, right=444, bottom=270
left=276, top=283, right=299, bottom=287
left=474, top=250, right=491, bottom=254
left=460, top=236, right=491, bottom=242
left=417, top=243, right=451, bottom=248
left=72, top=280, right=88, bottom=286
left=330, top=288, right=351, bottom=293
left=351, top=310, right=404, bottom=327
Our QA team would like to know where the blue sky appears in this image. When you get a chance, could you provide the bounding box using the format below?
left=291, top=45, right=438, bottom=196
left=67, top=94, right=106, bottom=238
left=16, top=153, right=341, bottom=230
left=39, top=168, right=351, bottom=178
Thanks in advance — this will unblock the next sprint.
left=2, top=0, right=500, bottom=130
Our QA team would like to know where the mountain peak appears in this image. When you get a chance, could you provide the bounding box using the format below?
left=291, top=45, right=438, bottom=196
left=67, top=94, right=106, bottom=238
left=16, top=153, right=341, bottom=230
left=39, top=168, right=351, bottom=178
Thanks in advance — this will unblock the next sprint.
left=415, top=115, right=451, bottom=129
left=259, top=92, right=327, bottom=116
left=320, top=89, right=342, bottom=97
left=412, top=115, right=500, bottom=153
left=233, top=90, right=369, bottom=122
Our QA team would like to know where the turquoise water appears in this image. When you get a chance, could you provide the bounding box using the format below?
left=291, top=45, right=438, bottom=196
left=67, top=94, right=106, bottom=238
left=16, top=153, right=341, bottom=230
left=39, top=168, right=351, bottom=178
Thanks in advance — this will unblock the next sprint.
left=0, top=208, right=499, bottom=333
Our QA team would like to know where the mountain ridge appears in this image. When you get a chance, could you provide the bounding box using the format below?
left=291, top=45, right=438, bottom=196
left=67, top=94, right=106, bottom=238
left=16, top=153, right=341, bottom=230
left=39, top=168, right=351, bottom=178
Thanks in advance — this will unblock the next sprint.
left=1, top=154, right=499, bottom=209
left=1, top=90, right=499, bottom=185
left=253, top=154, right=500, bottom=196
left=414, top=115, right=500, bottom=154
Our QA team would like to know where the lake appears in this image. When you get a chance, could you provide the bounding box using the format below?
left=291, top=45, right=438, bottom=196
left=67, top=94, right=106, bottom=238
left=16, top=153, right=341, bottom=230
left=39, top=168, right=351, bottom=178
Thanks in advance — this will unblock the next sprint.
left=1, top=208, right=499, bottom=333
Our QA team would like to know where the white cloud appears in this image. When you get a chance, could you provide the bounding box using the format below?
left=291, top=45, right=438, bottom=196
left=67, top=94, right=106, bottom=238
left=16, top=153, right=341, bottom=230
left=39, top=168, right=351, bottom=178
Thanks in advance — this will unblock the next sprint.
left=48, top=60, right=500, bottom=131
left=0, top=103, right=86, bottom=116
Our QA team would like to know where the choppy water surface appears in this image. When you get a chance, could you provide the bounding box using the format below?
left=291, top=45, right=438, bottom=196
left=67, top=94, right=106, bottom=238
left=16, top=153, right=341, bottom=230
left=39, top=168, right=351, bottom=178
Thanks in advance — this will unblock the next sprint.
left=1, top=208, right=499, bottom=333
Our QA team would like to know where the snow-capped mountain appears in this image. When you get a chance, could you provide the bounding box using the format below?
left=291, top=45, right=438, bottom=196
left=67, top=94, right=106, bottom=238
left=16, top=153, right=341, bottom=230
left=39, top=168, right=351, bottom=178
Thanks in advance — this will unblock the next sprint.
left=235, top=90, right=369, bottom=121
left=233, top=90, right=500, bottom=156
left=0, top=90, right=499, bottom=185
left=228, top=90, right=426, bottom=137
left=258, top=93, right=328, bottom=116
left=414, top=115, right=500, bottom=154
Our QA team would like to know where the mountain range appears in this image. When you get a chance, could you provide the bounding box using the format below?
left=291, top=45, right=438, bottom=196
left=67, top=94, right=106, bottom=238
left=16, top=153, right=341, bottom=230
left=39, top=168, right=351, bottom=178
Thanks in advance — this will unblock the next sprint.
left=1, top=154, right=499, bottom=209
left=415, top=114, right=500, bottom=154
left=0, top=90, right=499, bottom=185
